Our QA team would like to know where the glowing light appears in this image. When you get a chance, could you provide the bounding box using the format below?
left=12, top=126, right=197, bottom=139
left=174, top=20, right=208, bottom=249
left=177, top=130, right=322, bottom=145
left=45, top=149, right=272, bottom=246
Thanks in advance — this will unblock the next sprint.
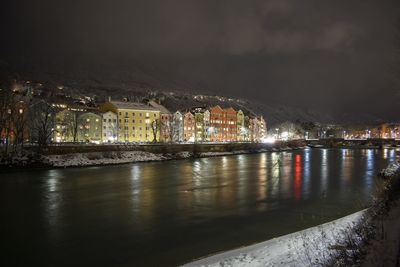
left=261, top=137, right=276, bottom=144
left=281, top=131, right=289, bottom=140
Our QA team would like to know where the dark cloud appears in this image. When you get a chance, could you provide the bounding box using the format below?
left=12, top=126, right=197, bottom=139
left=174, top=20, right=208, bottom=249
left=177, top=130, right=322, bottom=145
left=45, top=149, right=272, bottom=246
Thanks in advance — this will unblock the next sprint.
left=1, top=0, right=399, bottom=120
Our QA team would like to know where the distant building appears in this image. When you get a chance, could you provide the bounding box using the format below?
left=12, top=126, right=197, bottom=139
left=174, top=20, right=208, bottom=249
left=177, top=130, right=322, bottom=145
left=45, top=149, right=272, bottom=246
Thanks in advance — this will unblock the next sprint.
left=149, top=101, right=172, bottom=143
left=248, top=116, right=266, bottom=142
left=259, top=116, right=267, bottom=140
left=102, top=111, right=118, bottom=143
left=249, top=117, right=259, bottom=142
left=244, top=115, right=250, bottom=141
left=224, top=107, right=237, bottom=142
left=100, top=101, right=160, bottom=142
left=77, top=112, right=102, bottom=143
left=194, top=111, right=205, bottom=142
left=209, top=106, right=237, bottom=142
left=209, top=105, right=224, bottom=142
left=237, top=110, right=246, bottom=142
left=203, top=110, right=211, bottom=142
left=183, top=112, right=195, bottom=142
left=54, top=109, right=78, bottom=142
left=172, top=111, right=184, bottom=142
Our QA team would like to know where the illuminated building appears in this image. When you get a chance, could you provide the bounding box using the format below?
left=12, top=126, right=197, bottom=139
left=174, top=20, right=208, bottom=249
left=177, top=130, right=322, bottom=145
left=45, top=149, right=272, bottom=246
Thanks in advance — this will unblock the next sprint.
left=100, top=101, right=160, bottom=142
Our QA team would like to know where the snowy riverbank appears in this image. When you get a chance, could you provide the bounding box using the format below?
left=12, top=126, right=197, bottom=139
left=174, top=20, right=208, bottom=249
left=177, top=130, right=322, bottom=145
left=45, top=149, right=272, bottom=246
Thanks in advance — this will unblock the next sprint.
left=184, top=210, right=367, bottom=267
left=1, top=146, right=306, bottom=168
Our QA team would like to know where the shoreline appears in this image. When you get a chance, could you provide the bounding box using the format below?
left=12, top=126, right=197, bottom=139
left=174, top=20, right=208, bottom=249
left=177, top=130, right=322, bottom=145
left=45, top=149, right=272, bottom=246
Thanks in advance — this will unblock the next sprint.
left=183, top=210, right=367, bottom=267
left=0, top=145, right=306, bottom=171
left=1, top=143, right=398, bottom=171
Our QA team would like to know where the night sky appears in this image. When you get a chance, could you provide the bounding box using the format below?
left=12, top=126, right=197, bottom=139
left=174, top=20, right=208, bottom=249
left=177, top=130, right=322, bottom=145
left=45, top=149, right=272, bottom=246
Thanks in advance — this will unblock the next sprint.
left=1, top=0, right=400, bottom=120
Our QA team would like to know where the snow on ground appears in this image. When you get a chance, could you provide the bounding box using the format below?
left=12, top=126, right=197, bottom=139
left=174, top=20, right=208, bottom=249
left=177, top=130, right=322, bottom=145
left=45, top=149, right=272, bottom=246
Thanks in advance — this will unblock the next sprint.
left=183, top=210, right=366, bottom=267
left=379, top=161, right=400, bottom=177
left=43, top=151, right=165, bottom=167
left=198, top=151, right=249, bottom=157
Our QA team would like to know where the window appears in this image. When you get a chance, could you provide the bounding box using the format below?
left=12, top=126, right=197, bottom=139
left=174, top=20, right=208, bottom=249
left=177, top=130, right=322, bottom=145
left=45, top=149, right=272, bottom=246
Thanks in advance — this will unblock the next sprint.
left=103, top=119, right=106, bottom=122
left=139, top=113, right=142, bottom=117
left=146, top=112, right=149, bottom=117
left=108, top=119, right=111, bottom=122
left=154, top=114, right=156, bottom=117
left=132, top=112, right=135, bottom=116
left=132, top=120, right=135, bottom=123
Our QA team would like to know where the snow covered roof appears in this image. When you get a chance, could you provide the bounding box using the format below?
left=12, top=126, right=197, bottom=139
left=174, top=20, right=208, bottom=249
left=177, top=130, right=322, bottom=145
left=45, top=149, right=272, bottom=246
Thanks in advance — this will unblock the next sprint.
left=110, top=101, right=159, bottom=111
left=148, top=100, right=171, bottom=114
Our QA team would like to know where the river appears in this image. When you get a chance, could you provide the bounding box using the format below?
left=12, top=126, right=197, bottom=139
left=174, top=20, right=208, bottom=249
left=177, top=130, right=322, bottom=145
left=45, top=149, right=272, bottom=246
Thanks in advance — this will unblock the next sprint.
left=0, top=148, right=398, bottom=266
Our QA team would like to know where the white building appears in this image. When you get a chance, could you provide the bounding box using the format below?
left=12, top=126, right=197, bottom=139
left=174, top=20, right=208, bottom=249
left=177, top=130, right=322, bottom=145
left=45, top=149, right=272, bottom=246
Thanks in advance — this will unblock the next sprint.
left=172, top=111, right=184, bottom=142
left=102, top=111, right=118, bottom=142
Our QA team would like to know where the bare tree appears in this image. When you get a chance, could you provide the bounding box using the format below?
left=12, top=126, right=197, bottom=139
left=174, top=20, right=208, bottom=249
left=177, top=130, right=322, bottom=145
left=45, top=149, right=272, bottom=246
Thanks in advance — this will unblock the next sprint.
left=151, top=119, right=160, bottom=143
left=29, top=100, right=55, bottom=149
left=0, top=86, right=14, bottom=154
left=11, top=101, right=28, bottom=149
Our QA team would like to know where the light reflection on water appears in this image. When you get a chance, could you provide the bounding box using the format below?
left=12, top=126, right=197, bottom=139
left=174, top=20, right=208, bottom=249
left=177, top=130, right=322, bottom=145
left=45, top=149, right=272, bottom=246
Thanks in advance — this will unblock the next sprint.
left=1, top=148, right=398, bottom=266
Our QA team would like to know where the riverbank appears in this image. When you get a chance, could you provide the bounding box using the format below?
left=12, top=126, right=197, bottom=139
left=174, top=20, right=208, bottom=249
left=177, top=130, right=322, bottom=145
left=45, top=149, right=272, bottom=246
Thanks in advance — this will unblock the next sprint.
left=357, top=162, right=400, bottom=266
left=0, top=141, right=306, bottom=169
left=184, top=210, right=367, bottom=266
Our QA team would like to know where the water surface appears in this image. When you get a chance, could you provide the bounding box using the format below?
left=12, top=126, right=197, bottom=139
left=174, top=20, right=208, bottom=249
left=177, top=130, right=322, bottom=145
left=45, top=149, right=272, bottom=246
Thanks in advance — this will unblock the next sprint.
left=0, top=148, right=397, bottom=266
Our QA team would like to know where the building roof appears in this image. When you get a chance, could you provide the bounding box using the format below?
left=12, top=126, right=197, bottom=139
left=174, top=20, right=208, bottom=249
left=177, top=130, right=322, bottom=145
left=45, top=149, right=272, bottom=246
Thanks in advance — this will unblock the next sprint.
left=110, top=101, right=159, bottom=111
left=210, top=105, right=224, bottom=112
left=224, top=107, right=237, bottom=114
left=148, top=101, right=170, bottom=114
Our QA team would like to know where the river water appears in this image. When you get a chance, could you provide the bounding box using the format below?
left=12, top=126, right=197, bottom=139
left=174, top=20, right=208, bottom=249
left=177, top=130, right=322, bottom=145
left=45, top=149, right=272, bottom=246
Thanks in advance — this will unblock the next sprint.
left=1, top=148, right=398, bottom=266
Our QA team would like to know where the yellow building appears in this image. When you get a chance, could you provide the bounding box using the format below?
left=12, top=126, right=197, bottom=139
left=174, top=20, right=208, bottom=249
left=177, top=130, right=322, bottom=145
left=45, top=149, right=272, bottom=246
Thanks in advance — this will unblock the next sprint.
left=100, top=101, right=161, bottom=143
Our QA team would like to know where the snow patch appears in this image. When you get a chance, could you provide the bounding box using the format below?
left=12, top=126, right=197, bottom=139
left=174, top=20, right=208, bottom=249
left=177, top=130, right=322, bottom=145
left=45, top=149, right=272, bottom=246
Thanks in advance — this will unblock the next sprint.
left=183, top=210, right=366, bottom=267
left=379, top=162, right=400, bottom=178
left=43, top=151, right=164, bottom=167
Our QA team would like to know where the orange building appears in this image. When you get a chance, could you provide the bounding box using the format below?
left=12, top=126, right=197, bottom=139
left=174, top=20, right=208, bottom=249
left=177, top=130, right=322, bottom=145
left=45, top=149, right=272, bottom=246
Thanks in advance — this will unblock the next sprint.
left=209, top=105, right=237, bottom=142
left=209, top=106, right=224, bottom=142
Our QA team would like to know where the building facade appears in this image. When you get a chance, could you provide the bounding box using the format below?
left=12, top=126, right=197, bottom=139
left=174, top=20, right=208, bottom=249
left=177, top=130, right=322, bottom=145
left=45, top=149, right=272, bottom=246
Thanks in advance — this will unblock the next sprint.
left=203, top=110, right=211, bottom=142
left=102, top=111, right=118, bottom=143
left=209, top=105, right=224, bottom=142
left=54, top=109, right=78, bottom=142
left=224, top=107, right=237, bottom=142
left=149, top=101, right=172, bottom=143
left=100, top=101, right=160, bottom=143
left=77, top=112, right=102, bottom=143
left=183, top=112, right=195, bottom=142
left=237, top=110, right=246, bottom=142
left=194, top=111, right=204, bottom=142
left=172, top=111, right=184, bottom=142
